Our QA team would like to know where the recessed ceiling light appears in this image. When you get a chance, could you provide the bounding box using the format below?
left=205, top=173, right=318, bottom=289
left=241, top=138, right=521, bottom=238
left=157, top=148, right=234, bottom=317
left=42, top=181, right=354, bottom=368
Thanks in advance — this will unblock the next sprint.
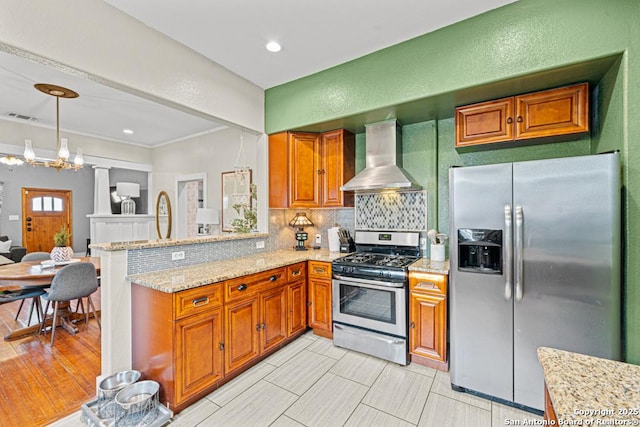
left=123, top=129, right=134, bottom=135
left=266, top=41, right=282, bottom=53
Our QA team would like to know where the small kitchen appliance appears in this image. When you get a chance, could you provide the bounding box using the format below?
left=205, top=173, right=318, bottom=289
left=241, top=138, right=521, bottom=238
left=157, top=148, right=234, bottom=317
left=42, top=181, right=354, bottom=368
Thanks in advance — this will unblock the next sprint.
left=332, top=230, right=420, bottom=365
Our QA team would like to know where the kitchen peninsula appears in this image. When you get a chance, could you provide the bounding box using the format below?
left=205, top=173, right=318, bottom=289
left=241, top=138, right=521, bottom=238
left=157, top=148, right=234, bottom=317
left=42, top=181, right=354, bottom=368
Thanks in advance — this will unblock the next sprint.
left=92, top=233, right=344, bottom=411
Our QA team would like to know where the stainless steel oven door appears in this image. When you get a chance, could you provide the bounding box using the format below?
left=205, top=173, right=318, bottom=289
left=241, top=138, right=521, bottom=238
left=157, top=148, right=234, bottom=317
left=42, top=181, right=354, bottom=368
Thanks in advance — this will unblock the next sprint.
left=332, top=275, right=407, bottom=337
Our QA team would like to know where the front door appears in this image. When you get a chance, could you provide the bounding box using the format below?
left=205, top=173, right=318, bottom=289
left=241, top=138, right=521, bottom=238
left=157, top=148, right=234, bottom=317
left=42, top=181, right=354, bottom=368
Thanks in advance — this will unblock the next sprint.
left=22, top=188, right=72, bottom=253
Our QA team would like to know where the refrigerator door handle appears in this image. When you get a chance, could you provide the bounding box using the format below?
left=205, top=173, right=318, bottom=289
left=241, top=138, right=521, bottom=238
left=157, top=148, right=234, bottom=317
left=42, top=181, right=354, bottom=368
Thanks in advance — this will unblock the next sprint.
left=515, top=205, right=524, bottom=302
left=504, top=204, right=513, bottom=300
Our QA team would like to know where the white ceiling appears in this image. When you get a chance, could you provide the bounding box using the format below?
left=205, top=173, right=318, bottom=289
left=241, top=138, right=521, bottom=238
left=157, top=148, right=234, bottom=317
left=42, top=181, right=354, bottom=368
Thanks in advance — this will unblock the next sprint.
left=0, top=0, right=516, bottom=148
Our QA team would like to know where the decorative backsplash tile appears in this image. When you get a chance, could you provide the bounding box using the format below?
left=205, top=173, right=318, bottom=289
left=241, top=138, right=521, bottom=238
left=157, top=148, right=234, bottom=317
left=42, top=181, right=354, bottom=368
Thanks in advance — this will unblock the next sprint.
left=355, top=190, right=427, bottom=231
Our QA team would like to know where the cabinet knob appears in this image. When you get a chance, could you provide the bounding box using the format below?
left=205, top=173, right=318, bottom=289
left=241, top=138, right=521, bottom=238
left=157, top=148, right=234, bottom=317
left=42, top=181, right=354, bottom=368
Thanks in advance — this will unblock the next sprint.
left=410, top=322, right=415, bottom=329
left=261, top=322, right=266, bottom=330
left=219, top=342, right=225, bottom=351
left=237, top=284, right=247, bottom=291
left=269, top=275, right=278, bottom=282
left=256, top=323, right=261, bottom=331
left=506, top=117, right=513, bottom=124
left=307, top=302, right=312, bottom=306
left=292, top=270, right=301, bottom=276
left=517, top=116, right=523, bottom=123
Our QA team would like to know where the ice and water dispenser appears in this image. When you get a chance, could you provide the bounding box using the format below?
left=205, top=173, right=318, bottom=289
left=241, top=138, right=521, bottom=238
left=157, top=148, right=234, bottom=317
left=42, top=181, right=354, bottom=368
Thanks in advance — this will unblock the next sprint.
left=457, top=228, right=503, bottom=274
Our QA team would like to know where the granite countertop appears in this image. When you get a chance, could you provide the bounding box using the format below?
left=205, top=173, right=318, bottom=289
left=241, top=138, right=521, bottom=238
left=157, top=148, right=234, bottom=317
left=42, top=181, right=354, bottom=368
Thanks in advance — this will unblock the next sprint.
left=538, top=347, right=640, bottom=422
left=90, top=232, right=270, bottom=251
left=127, top=249, right=345, bottom=293
left=409, top=258, right=450, bottom=275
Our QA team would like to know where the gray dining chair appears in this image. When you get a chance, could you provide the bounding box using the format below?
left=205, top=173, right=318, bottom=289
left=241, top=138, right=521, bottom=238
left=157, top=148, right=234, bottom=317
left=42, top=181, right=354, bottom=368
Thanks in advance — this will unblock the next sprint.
left=14, top=252, right=51, bottom=323
left=39, top=262, right=101, bottom=346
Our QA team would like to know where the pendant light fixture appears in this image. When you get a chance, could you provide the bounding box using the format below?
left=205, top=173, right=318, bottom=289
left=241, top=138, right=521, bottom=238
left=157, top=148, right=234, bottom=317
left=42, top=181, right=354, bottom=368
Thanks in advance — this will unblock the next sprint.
left=22, top=83, right=84, bottom=171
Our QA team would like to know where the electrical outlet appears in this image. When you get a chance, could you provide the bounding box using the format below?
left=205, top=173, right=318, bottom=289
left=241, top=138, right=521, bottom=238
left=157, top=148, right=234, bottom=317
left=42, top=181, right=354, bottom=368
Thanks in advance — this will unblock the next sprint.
left=315, top=234, right=322, bottom=244
left=171, top=251, right=185, bottom=261
left=256, top=241, right=265, bottom=249
left=8, top=215, right=18, bottom=221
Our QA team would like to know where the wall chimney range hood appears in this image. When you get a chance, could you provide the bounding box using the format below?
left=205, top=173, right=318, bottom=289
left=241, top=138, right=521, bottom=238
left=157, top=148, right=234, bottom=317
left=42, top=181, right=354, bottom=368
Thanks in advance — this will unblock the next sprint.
left=341, top=119, right=421, bottom=192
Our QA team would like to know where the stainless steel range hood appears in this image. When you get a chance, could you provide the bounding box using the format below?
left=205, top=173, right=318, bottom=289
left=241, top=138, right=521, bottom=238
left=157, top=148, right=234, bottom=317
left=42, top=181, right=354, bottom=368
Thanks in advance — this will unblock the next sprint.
left=341, top=119, right=421, bottom=192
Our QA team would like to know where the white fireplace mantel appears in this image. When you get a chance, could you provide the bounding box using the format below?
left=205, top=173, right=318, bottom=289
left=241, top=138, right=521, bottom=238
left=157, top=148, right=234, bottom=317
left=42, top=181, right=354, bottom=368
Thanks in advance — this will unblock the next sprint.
left=88, top=214, right=155, bottom=244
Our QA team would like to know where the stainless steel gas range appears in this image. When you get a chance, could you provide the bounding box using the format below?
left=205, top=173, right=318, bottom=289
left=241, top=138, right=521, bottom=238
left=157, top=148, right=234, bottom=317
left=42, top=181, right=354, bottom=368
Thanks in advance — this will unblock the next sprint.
left=332, top=231, right=420, bottom=365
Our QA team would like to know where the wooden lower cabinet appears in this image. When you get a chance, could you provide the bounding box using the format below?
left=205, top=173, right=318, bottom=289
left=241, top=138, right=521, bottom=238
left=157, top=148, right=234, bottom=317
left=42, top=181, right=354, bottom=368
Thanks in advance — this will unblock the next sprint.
left=307, top=261, right=332, bottom=338
left=131, top=282, right=225, bottom=412
left=176, top=308, right=224, bottom=404
left=131, top=262, right=311, bottom=414
left=287, top=279, right=307, bottom=336
left=260, top=285, right=287, bottom=353
left=408, top=271, right=448, bottom=370
left=224, top=295, right=260, bottom=375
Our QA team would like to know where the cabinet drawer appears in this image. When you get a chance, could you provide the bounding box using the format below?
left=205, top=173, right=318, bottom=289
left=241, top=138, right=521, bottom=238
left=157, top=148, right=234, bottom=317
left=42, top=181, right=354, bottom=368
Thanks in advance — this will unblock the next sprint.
left=308, top=261, right=331, bottom=279
left=174, top=283, right=223, bottom=320
left=409, top=272, right=447, bottom=295
left=287, top=262, right=306, bottom=282
left=225, top=267, right=286, bottom=301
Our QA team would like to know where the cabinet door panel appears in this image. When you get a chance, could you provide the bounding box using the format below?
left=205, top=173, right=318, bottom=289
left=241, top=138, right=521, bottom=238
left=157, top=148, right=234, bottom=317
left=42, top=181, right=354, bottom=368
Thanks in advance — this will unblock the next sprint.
left=261, top=286, right=287, bottom=353
left=225, top=297, right=260, bottom=374
left=455, top=98, right=514, bottom=147
left=515, top=83, right=588, bottom=139
left=309, top=278, right=332, bottom=334
left=288, top=280, right=307, bottom=336
left=288, top=132, right=321, bottom=208
left=409, top=291, right=446, bottom=362
left=176, top=308, right=223, bottom=403
left=321, top=130, right=355, bottom=207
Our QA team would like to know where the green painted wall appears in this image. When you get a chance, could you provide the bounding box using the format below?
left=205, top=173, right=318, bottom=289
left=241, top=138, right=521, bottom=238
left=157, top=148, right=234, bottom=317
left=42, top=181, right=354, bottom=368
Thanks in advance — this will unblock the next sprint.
left=265, top=0, right=640, bottom=363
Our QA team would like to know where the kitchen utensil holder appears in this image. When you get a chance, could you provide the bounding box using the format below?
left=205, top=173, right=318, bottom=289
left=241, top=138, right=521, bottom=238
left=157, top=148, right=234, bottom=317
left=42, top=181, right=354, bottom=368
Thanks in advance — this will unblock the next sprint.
left=431, top=244, right=445, bottom=262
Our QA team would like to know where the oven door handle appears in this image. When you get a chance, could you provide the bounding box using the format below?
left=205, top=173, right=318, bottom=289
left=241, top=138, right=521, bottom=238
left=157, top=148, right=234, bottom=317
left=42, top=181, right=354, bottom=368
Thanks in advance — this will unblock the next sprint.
left=332, top=274, right=406, bottom=288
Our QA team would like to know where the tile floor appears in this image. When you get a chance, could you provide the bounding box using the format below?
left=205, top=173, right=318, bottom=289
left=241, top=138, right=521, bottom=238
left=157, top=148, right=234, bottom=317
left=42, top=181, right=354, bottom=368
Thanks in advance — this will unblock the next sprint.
left=52, top=331, right=542, bottom=426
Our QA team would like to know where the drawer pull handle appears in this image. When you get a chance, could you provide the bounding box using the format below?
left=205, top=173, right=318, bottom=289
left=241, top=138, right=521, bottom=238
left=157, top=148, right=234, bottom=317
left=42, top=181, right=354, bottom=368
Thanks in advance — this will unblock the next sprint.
left=237, top=284, right=248, bottom=291
left=292, top=270, right=301, bottom=276
left=314, top=268, right=326, bottom=274
left=416, top=282, right=437, bottom=290
left=410, top=322, right=415, bottom=329
left=269, top=275, right=278, bottom=282
left=192, top=297, right=209, bottom=307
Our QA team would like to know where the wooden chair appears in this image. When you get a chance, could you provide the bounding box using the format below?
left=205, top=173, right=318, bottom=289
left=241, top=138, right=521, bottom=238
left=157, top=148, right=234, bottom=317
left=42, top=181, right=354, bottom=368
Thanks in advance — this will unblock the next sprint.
left=39, top=262, right=100, bottom=346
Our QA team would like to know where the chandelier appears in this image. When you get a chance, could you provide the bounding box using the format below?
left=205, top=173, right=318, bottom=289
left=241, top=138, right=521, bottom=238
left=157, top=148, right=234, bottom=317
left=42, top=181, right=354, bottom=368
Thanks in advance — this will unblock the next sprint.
left=22, top=84, right=84, bottom=171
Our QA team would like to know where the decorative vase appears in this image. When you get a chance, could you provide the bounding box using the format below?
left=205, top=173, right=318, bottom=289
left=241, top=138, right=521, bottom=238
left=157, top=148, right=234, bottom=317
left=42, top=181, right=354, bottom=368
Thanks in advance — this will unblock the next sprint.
left=51, top=246, right=73, bottom=262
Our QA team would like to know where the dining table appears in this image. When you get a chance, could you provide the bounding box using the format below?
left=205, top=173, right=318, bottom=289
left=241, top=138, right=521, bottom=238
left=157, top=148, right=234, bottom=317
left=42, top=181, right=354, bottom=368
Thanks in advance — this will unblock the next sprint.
left=0, top=256, right=100, bottom=340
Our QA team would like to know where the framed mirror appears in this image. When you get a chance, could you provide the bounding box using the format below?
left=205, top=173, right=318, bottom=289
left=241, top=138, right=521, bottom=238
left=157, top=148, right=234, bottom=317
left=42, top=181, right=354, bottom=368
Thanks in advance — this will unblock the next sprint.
left=221, top=170, right=252, bottom=232
left=156, top=191, right=172, bottom=239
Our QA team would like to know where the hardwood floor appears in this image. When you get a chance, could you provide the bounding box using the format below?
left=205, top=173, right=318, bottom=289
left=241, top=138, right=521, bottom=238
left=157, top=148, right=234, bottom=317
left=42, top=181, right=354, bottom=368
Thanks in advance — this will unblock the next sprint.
left=0, top=292, right=101, bottom=427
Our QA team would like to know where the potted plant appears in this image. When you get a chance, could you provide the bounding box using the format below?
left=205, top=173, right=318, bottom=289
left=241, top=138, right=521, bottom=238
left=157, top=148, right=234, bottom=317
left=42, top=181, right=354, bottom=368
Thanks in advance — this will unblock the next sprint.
left=51, top=225, right=73, bottom=262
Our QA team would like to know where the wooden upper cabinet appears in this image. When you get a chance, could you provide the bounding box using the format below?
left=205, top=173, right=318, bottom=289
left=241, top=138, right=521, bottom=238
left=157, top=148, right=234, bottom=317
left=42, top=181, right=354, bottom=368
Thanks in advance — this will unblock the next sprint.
left=455, top=83, right=589, bottom=148
left=455, top=97, right=514, bottom=147
left=321, top=129, right=355, bottom=208
left=515, top=83, right=589, bottom=140
left=289, top=132, right=322, bottom=208
left=269, top=129, right=355, bottom=208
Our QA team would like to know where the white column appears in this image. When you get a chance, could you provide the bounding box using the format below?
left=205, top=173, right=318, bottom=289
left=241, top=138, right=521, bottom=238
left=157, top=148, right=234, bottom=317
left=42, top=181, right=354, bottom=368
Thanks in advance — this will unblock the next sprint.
left=93, top=166, right=112, bottom=215
left=97, top=248, right=131, bottom=378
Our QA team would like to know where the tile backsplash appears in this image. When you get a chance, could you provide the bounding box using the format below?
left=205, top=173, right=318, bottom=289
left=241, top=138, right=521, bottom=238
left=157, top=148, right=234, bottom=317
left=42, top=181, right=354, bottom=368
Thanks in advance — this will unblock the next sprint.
left=355, top=190, right=427, bottom=231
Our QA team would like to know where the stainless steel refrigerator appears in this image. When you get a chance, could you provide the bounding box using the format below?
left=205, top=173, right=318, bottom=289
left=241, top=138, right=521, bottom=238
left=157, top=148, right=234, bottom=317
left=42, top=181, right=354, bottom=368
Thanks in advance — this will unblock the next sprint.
left=449, top=152, right=621, bottom=411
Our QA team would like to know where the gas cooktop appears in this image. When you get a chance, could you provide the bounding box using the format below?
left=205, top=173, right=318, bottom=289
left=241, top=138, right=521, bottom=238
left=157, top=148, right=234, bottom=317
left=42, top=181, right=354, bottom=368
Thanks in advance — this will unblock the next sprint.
left=334, top=253, right=419, bottom=269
